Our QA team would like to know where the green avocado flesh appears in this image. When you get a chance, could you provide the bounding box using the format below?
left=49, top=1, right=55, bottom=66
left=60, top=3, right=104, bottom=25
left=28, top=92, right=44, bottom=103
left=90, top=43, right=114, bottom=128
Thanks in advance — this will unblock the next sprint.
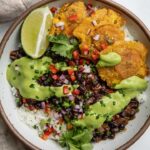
left=7, top=57, right=77, bottom=100
left=97, top=52, right=121, bottom=67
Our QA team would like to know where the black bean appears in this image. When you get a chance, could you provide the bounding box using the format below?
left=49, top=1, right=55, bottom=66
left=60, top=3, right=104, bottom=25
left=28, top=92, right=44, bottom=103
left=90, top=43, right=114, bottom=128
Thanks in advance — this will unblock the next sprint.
left=108, top=133, right=115, bottom=139
left=108, top=121, right=118, bottom=128
left=111, top=127, right=119, bottom=133
left=119, top=124, right=125, bottom=130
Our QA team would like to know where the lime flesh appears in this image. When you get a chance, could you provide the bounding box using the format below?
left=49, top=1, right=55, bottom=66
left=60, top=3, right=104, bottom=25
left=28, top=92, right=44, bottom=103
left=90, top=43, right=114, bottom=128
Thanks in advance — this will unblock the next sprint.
left=21, top=7, right=52, bottom=58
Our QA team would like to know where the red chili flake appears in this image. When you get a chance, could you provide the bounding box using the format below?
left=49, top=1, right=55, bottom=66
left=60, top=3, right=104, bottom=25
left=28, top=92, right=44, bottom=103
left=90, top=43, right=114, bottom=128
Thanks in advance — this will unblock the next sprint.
left=52, top=74, right=59, bottom=80
left=49, top=65, right=58, bottom=74
left=68, top=69, right=74, bottom=75
left=63, top=86, right=70, bottom=94
left=68, top=14, right=78, bottom=22
left=73, top=50, right=80, bottom=60
left=72, top=89, right=80, bottom=95
left=50, top=7, right=57, bottom=14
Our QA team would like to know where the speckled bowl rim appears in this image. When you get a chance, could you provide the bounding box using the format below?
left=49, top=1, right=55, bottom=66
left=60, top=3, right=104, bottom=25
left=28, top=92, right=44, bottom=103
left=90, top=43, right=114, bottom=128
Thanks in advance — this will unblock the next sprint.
left=0, top=0, right=150, bottom=150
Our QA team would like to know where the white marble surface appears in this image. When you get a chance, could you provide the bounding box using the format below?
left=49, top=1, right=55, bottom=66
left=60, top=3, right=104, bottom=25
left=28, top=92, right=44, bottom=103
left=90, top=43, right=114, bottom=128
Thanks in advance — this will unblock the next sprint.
left=0, top=0, right=150, bottom=150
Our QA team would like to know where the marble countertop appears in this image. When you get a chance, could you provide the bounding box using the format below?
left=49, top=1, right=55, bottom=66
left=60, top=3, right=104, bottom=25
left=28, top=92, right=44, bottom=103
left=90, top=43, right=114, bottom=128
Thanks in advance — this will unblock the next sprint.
left=0, top=0, right=150, bottom=150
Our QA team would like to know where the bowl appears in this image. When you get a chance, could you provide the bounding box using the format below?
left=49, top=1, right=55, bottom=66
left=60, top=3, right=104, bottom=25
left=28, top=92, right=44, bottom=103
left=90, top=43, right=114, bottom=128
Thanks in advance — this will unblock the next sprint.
left=0, top=0, right=150, bottom=150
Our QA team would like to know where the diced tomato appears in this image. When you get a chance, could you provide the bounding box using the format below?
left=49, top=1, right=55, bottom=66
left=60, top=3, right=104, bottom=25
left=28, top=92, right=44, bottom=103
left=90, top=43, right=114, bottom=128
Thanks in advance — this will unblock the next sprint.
left=45, top=105, right=51, bottom=115
left=41, top=134, right=49, bottom=140
left=28, top=105, right=35, bottom=111
left=44, top=127, right=54, bottom=136
left=22, top=98, right=27, bottom=103
left=81, top=44, right=89, bottom=52
left=94, top=49, right=99, bottom=54
left=78, top=65, right=84, bottom=72
left=79, top=59, right=84, bottom=65
left=91, top=49, right=100, bottom=60
left=68, top=61, right=76, bottom=66
left=73, top=50, right=80, bottom=60
left=86, top=60, right=90, bottom=65
left=49, top=65, right=58, bottom=74
left=83, top=50, right=89, bottom=56
left=100, top=43, right=108, bottom=50
left=68, top=14, right=78, bottom=22
left=52, top=74, right=59, bottom=80
left=70, top=75, right=76, bottom=81
left=68, top=69, right=74, bottom=75
left=72, top=89, right=80, bottom=95
left=50, top=7, right=57, bottom=14
left=91, top=53, right=99, bottom=60
left=63, top=86, right=70, bottom=94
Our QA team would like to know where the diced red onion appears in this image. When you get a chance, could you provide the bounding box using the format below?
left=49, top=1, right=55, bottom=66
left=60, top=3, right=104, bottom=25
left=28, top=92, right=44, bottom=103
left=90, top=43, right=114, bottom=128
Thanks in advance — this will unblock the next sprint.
left=53, top=112, right=60, bottom=120
left=68, top=95, right=75, bottom=101
left=74, top=105, right=80, bottom=110
left=83, top=65, right=91, bottom=73
left=93, top=34, right=100, bottom=41
left=79, top=108, right=83, bottom=113
left=59, top=74, right=65, bottom=80
left=41, top=102, right=46, bottom=109
left=61, top=110, right=66, bottom=115
left=55, top=22, right=65, bottom=27
left=64, top=79, right=69, bottom=84
left=60, top=26, right=64, bottom=30
left=87, top=29, right=91, bottom=35
left=92, top=20, right=97, bottom=26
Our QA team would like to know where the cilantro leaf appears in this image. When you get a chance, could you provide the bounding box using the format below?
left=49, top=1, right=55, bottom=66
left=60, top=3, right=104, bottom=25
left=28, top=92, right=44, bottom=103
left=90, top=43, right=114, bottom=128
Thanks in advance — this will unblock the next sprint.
left=59, top=128, right=93, bottom=150
left=49, top=34, right=79, bottom=59
left=51, top=43, right=74, bottom=59
left=49, top=34, right=69, bottom=45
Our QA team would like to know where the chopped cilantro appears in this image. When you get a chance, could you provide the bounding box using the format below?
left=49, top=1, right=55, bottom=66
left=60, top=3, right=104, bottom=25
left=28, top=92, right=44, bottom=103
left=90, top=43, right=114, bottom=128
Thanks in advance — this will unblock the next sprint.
left=29, top=84, right=35, bottom=88
left=35, top=70, right=39, bottom=74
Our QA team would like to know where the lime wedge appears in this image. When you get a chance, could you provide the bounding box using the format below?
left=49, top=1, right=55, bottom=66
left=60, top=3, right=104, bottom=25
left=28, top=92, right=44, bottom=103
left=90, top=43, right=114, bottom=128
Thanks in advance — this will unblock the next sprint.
left=21, top=7, right=52, bottom=58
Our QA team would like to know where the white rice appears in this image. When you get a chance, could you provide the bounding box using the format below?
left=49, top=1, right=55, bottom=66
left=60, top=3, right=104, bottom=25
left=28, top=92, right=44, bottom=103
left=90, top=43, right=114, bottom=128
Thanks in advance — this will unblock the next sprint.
left=17, top=106, right=66, bottom=139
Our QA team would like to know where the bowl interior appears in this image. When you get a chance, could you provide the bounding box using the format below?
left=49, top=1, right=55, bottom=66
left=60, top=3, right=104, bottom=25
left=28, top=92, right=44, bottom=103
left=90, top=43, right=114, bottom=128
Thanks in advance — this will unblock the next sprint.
left=0, top=0, right=150, bottom=150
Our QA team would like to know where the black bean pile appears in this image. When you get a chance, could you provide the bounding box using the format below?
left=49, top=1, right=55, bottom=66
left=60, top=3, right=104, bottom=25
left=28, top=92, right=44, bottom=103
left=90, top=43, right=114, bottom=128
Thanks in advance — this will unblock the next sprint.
left=92, top=99, right=139, bottom=142
left=10, top=49, right=26, bottom=61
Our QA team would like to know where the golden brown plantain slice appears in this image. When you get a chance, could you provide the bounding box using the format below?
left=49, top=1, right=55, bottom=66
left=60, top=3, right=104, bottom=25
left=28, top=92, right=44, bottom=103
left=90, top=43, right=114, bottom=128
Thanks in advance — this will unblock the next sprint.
left=98, top=41, right=148, bottom=87
left=92, top=24, right=125, bottom=50
left=91, top=8, right=125, bottom=27
left=49, top=1, right=87, bottom=36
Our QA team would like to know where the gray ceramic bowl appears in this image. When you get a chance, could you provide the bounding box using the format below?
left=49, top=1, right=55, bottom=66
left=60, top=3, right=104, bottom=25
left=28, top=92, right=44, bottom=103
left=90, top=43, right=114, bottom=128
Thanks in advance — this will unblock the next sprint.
left=0, top=0, right=150, bottom=150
